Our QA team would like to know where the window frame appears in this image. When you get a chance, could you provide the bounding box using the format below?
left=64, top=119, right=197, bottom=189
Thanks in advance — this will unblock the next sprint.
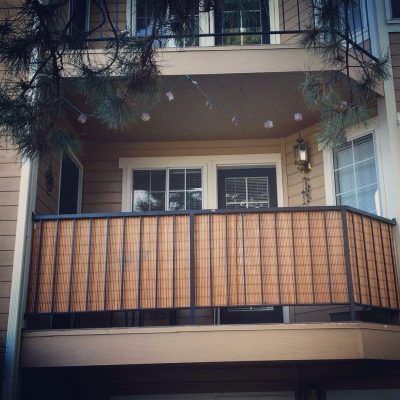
left=125, top=0, right=281, bottom=47
left=386, top=0, right=400, bottom=22
left=323, top=125, right=385, bottom=216
left=347, top=0, right=369, bottom=45
left=132, top=167, right=204, bottom=211
left=126, top=0, right=212, bottom=47
left=120, top=153, right=284, bottom=212
left=332, top=133, right=380, bottom=214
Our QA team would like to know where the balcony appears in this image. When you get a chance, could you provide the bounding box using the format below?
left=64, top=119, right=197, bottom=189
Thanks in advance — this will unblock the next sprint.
left=25, top=206, right=399, bottom=329
left=74, top=0, right=375, bottom=60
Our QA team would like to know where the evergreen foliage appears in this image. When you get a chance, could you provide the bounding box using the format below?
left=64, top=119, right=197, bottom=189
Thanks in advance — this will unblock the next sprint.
left=300, top=0, right=390, bottom=148
left=0, top=0, right=214, bottom=159
left=0, top=0, right=391, bottom=158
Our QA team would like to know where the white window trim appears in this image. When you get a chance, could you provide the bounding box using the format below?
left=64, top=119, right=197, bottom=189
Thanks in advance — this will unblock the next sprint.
left=57, top=149, right=84, bottom=214
left=322, top=119, right=387, bottom=217
left=125, top=0, right=280, bottom=47
left=132, top=167, right=205, bottom=212
left=385, top=0, right=400, bottom=23
left=119, top=153, right=284, bottom=212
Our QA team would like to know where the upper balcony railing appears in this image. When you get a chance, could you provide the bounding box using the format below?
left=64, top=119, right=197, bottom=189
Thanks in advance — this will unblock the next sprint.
left=26, top=206, right=399, bottom=328
left=70, top=0, right=375, bottom=59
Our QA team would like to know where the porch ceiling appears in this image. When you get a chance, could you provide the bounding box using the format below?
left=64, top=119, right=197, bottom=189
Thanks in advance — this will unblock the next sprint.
left=66, top=72, right=322, bottom=143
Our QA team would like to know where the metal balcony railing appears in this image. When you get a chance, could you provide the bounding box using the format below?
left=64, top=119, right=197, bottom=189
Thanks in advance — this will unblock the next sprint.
left=68, top=0, right=375, bottom=59
left=26, top=206, right=399, bottom=326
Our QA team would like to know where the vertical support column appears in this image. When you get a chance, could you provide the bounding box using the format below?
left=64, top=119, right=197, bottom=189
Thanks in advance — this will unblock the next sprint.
left=189, top=213, right=196, bottom=324
left=342, top=208, right=356, bottom=321
left=2, top=157, right=38, bottom=400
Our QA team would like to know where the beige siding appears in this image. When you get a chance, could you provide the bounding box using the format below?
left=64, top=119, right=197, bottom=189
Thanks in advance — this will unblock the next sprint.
left=390, top=33, right=400, bottom=111
left=0, top=141, right=21, bottom=380
left=81, top=138, right=284, bottom=213
left=82, top=131, right=326, bottom=213
left=284, top=124, right=326, bottom=206
left=280, top=0, right=310, bottom=45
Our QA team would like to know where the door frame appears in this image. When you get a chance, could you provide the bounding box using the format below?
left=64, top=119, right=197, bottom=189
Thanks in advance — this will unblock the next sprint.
left=120, top=153, right=284, bottom=211
left=217, top=166, right=278, bottom=209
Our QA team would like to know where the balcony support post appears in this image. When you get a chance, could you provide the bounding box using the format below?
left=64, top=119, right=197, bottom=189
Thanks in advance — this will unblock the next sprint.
left=342, top=208, right=357, bottom=321
left=190, top=213, right=196, bottom=324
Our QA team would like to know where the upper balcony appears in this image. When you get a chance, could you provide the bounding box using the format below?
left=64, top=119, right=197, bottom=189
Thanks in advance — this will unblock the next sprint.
left=65, top=0, right=377, bottom=76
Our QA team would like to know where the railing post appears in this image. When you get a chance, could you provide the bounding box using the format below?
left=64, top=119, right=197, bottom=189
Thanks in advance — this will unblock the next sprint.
left=189, top=213, right=196, bottom=324
left=342, top=208, right=357, bottom=321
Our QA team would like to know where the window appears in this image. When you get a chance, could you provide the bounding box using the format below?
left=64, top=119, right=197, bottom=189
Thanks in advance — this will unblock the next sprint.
left=215, top=0, right=269, bottom=45
left=58, top=152, right=82, bottom=214
left=333, top=133, right=380, bottom=214
left=390, top=0, right=400, bottom=19
left=225, top=176, right=269, bottom=209
left=134, top=0, right=200, bottom=47
left=313, top=0, right=368, bottom=45
left=68, top=0, right=90, bottom=47
left=132, top=168, right=202, bottom=211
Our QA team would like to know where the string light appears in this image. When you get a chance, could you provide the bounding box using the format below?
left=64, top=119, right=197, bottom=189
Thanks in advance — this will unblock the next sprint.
left=205, top=99, right=214, bottom=109
left=294, top=112, right=303, bottom=122
left=63, top=74, right=303, bottom=132
left=165, top=91, right=174, bottom=101
left=264, top=120, right=273, bottom=129
left=141, top=112, right=151, bottom=122
left=231, top=116, right=240, bottom=126
left=77, top=113, right=87, bottom=124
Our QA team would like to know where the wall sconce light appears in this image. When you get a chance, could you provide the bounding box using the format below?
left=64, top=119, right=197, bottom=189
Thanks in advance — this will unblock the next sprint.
left=293, top=132, right=312, bottom=173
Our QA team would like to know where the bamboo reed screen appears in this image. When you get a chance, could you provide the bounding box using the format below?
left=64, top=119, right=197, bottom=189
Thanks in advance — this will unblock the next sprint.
left=26, top=208, right=399, bottom=315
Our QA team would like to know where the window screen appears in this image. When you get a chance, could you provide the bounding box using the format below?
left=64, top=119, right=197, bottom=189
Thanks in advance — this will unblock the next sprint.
left=333, top=133, right=379, bottom=214
left=132, top=168, right=202, bottom=211
left=225, top=176, right=269, bottom=209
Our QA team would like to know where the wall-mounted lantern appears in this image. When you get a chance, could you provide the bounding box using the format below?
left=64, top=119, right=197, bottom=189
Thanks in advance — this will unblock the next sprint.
left=292, top=113, right=311, bottom=173
left=293, top=132, right=312, bottom=173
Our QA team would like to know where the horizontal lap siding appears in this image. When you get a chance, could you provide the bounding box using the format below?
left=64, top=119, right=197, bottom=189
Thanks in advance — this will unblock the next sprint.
left=0, top=141, right=21, bottom=380
left=280, top=0, right=310, bottom=44
left=285, top=125, right=326, bottom=206
left=81, top=139, right=283, bottom=213
left=88, top=0, right=126, bottom=44
left=36, top=153, right=60, bottom=215
left=390, top=33, right=400, bottom=111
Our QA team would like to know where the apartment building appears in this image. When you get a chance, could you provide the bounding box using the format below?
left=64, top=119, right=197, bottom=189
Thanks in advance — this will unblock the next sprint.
left=1, top=0, right=400, bottom=399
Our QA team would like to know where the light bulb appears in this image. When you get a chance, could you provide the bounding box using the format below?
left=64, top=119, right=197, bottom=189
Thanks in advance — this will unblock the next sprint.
left=264, top=120, right=273, bottom=129
left=165, top=91, right=174, bottom=101
left=231, top=115, right=240, bottom=126
left=231, top=116, right=240, bottom=126
left=205, top=99, right=214, bottom=109
left=77, top=113, right=87, bottom=124
left=294, top=112, right=303, bottom=122
left=141, top=112, right=151, bottom=122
